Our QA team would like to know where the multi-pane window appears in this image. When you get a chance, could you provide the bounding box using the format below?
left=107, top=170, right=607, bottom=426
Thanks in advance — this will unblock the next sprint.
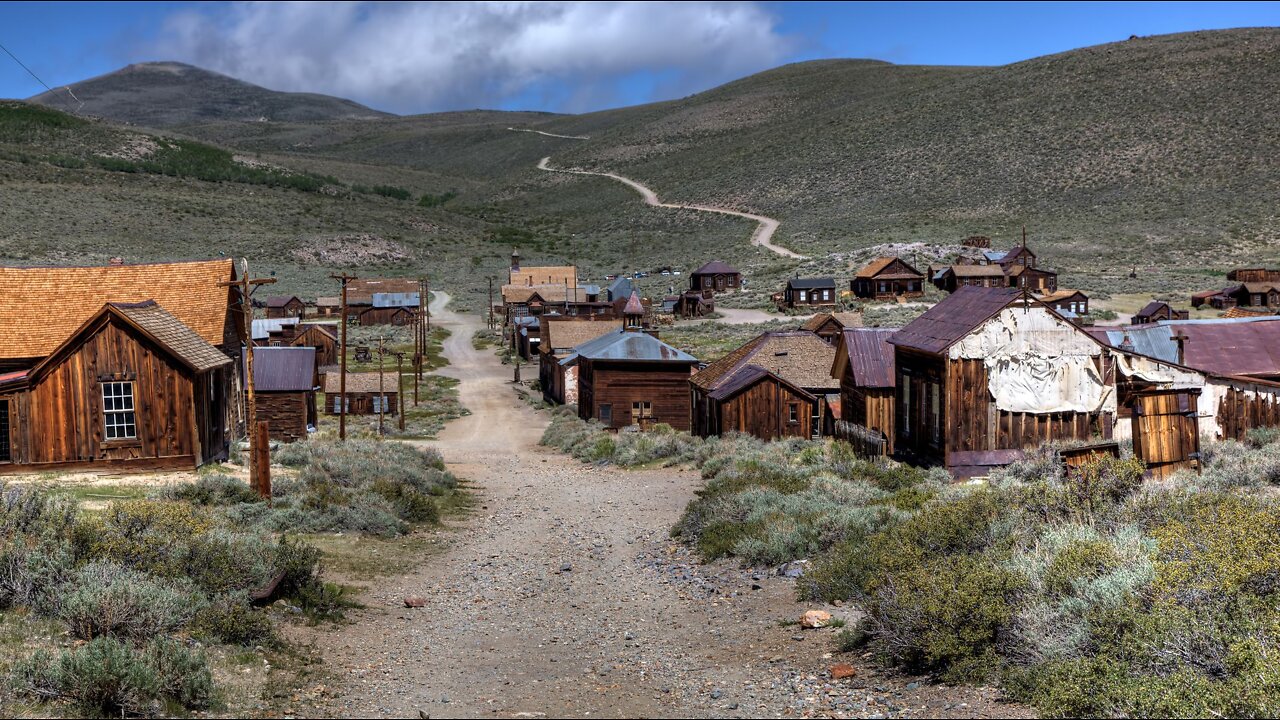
left=332, top=396, right=350, bottom=413
left=632, top=401, right=653, bottom=425
left=788, top=403, right=799, bottom=424
left=372, top=395, right=391, bottom=413
left=102, top=382, right=137, bottom=440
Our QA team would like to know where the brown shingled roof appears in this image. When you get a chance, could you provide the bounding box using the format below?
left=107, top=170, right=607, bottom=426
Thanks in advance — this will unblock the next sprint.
left=0, top=259, right=235, bottom=361
left=802, top=312, right=863, bottom=333
left=854, top=256, right=922, bottom=280
left=541, top=319, right=624, bottom=354
left=324, top=372, right=398, bottom=394
left=692, top=331, right=838, bottom=393
left=113, top=301, right=233, bottom=373
left=950, top=265, right=1008, bottom=278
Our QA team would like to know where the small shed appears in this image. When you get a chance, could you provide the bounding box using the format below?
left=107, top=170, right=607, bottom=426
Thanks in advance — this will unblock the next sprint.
left=245, top=346, right=317, bottom=443
left=323, top=372, right=398, bottom=416
left=851, top=257, right=924, bottom=300
left=831, top=327, right=898, bottom=454
left=265, top=295, right=306, bottom=319
left=571, top=330, right=699, bottom=431
left=314, top=296, right=341, bottom=317
left=1131, top=301, right=1189, bottom=325
left=1230, top=283, right=1280, bottom=309
left=691, top=331, right=838, bottom=440
left=780, top=278, right=838, bottom=310
left=690, top=261, right=742, bottom=293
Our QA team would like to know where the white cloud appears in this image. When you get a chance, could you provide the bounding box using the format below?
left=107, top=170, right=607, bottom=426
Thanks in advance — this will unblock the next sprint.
left=154, top=1, right=794, bottom=113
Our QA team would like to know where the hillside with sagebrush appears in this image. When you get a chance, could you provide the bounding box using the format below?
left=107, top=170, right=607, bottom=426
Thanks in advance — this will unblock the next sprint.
left=5, top=29, right=1280, bottom=306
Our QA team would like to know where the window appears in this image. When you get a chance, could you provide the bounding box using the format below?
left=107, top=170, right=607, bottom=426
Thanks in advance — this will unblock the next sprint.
left=878, top=282, right=887, bottom=294
left=598, top=404, right=612, bottom=424
left=632, top=401, right=653, bottom=425
left=899, top=379, right=912, bottom=438
left=102, top=382, right=137, bottom=440
left=929, top=382, right=942, bottom=444
left=788, top=403, right=799, bottom=424
left=798, top=290, right=808, bottom=302
left=332, top=396, right=350, bottom=413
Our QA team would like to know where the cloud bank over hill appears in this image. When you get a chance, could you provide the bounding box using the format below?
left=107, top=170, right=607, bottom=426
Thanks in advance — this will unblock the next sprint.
left=154, top=1, right=795, bottom=114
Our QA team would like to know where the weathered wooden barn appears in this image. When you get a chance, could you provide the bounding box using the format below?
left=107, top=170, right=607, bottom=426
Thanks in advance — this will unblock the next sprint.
left=265, top=295, right=305, bottom=319
left=831, top=328, right=898, bottom=454
left=340, top=279, right=421, bottom=326
left=690, top=261, right=741, bottom=293
left=778, top=278, right=838, bottom=310
left=0, top=301, right=233, bottom=473
left=291, top=323, right=340, bottom=368
left=538, top=319, right=624, bottom=405
left=245, top=346, right=317, bottom=443
left=690, top=331, right=838, bottom=440
left=1131, top=301, right=1189, bottom=325
left=851, top=257, right=924, bottom=300
left=1191, top=288, right=1237, bottom=309
left=323, top=372, right=397, bottom=416
left=803, top=312, right=864, bottom=345
left=570, top=330, right=698, bottom=431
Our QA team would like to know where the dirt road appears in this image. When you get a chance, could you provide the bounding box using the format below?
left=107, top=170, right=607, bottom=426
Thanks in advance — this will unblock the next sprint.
left=536, top=156, right=804, bottom=260
left=306, top=295, right=1022, bottom=719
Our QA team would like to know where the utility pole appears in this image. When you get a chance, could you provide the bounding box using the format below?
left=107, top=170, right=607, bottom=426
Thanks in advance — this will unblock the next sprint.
left=488, top=276, right=495, bottom=330
left=393, top=351, right=406, bottom=431
left=424, top=276, right=431, bottom=332
left=377, top=335, right=385, bottom=436
left=330, top=272, right=357, bottom=440
left=219, top=259, right=276, bottom=496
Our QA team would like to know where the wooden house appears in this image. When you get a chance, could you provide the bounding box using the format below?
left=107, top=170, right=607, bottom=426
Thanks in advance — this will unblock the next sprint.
left=779, top=278, right=838, bottom=310
left=245, top=346, right=317, bottom=443
left=690, top=261, right=741, bottom=293
left=291, top=323, right=340, bottom=367
left=252, top=318, right=298, bottom=347
left=0, top=301, right=233, bottom=473
left=1006, top=265, right=1058, bottom=293
left=571, top=329, right=699, bottom=431
left=538, top=319, right=624, bottom=405
left=802, top=312, right=863, bottom=346
left=1227, top=268, right=1280, bottom=283
left=1131, top=301, right=1189, bottom=325
left=1191, top=288, right=1237, bottom=309
left=1228, top=283, right=1280, bottom=309
left=265, top=295, right=305, bottom=319
left=690, top=331, right=838, bottom=440
left=342, top=279, right=421, bottom=326
left=314, top=296, right=341, bottom=318
left=831, top=327, right=898, bottom=454
left=934, top=265, right=1006, bottom=292
left=851, top=257, right=924, bottom=300
left=323, top=372, right=397, bottom=416
left=993, top=244, right=1037, bottom=271
left=1036, top=289, right=1090, bottom=316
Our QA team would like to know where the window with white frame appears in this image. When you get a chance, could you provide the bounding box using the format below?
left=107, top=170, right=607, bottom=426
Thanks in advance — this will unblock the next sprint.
left=102, top=381, right=137, bottom=440
left=332, top=396, right=350, bottom=413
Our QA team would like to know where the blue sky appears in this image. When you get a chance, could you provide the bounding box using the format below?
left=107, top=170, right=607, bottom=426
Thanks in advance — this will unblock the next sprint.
left=1, top=1, right=1277, bottom=114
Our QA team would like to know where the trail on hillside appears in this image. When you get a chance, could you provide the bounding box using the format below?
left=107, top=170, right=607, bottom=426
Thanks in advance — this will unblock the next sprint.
left=507, top=127, right=591, bottom=140
left=536, top=156, right=804, bottom=259
left=298, top=296, right=1023, bottom=719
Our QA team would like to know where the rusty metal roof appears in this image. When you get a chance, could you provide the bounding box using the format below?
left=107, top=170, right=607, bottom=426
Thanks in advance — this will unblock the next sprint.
left=836, top=328, right=898, bottom=388
left=372, top=292, right=420, bottom=308
left=705, top=364, right=817, bottom=403
left=890, top=286, right=1022, bottom=354
left=1095, top=317, right=1280, bottom=377
left=691, top=261, right=739, bottom=276
left=243, top=346, right=316, bottom=392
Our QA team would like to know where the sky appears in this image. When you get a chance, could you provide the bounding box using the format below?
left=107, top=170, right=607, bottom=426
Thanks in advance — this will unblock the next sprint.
left=0, top=1, right=1277, bottom=115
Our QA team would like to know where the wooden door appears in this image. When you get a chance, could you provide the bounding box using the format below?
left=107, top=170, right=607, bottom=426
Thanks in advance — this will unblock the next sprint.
left=0, top=399, right=9, bottom=462
left=1132, top=391, right=1200, bottom=478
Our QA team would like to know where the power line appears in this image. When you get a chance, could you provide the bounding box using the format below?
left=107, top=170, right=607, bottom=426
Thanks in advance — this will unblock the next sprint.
left=0, top=40, right=80, bottom=113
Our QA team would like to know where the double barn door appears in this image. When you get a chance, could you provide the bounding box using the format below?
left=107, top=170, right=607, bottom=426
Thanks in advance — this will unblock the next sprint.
left=1131, top=391, right=1200, bottom=478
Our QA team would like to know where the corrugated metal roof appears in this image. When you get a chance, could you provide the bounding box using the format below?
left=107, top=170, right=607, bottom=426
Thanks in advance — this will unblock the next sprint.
left=840, top=328, right=897, bottom=388
left=890, top=286, right=1022, bottom=354
left=570, top=330, right=698, bottom=364
left=1095, top=317, right=1280, bottom=376
left=982, top=250, right=1007, bottom=262
left=252, top=317, right=298, bottom=340
left=581, top=284, right=601, bottom=295
left=244, top=346, right=316, bottom=392
left=372, top=292, right=420, bottom=308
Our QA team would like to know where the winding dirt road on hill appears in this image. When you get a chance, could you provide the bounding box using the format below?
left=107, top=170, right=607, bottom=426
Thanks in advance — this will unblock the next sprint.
left=536, top=156, right=804, bottom=260
left=301, top=294, right=1023, bottom=719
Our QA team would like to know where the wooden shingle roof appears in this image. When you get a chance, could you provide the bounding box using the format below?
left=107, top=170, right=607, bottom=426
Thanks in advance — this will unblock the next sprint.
left=324, top=372, right=398, bottom=394
left=0, top=259, right=235, bottom=361
left=854, top=256, right=923, bottom=280
left=112, top=301, right=233, bottom=372
left=692, top=331, right=838, bottom=393
left=802, top=312, right=863, bottom=333
left=691, top=261, right=740, bottom=276
left=541, top=320, right=624, bottom=354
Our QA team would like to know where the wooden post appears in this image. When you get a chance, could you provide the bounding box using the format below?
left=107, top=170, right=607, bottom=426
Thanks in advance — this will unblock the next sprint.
left=488, top=276, right=495, bottom=330
left=330, top=272, right=357, bottom=440
left=218, top=260, right=276, bottom=490
left=424, top=276, right=431, bottom=332
left=377, top=335, right=385, bottom=436
left=255, top=421, right=271, bottom=504
left=396, top=352, right=406, bottom=432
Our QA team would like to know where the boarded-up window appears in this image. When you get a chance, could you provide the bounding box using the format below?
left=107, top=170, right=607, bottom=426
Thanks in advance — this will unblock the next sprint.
left=599, top=404, right=612, bottom=424
left=632, top=401, right=653, bottom=425
left=102, top=382, right=137, bottom=440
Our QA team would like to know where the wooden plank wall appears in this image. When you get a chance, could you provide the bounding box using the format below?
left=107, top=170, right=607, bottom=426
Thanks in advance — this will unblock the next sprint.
left=257, top=392, right=310, bottom=443
left=714, top=379, right=813, bottom=441
left=14, top=317, right=201, bottom=468
left=1133, top=391, right=1200, bottom=478
left=1217, top=386, right=1280, bottom=440
left=580, top=361, right=693, bottom=431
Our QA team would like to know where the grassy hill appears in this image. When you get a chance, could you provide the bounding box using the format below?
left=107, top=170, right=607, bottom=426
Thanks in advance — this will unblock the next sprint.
left=6, top=29, right=1279, bottom=308
left=28, top=62, right=391, bottom=127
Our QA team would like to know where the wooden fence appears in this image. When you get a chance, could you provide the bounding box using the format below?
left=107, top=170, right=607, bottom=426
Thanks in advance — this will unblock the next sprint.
left=832, top=420, right=888, bottom=458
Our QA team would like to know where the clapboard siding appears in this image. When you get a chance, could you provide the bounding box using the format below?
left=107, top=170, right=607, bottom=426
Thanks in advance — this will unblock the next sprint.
left=693, top=376, right=814, bottom=440
left=579, top=361, right=693, bottom=431
left=257, top=392, right=311, bottom=443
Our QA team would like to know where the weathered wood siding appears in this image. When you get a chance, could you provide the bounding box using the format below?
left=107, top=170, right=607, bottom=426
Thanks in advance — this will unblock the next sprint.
left=692, top=379, right=814, bottom=441
left=1, top=316, right=218, bottom=472
left=1132, top=391, right=1200, bottom=479
left=257, top=391, right=311, bottom=443
left=578, top=360, right=693, bottom=431
left=293, top=326, right=338, bottom=367
left=840, top=372, right=894, bottom=454
left=323, top=391, right=398, bottom=416
left=1216, top=386, right=1280, bottom=441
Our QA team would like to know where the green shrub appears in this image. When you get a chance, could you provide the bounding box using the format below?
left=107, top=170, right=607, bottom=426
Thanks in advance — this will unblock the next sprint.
left=191, top=595, right=277, bottom=645
left=418, top=191, right=457, bottom=207
left=371, top=184, right=411, bottom=200
left=160, top=473, right=260, bottom=506
left=56, top=562, right=202, bottom=641
left=144, top=637, right=214, bottom=710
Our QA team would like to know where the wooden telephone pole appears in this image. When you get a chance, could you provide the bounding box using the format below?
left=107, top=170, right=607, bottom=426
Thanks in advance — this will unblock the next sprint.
left=393, top=351, right=406, bottom=431
left=377, top=335, right=386, bottom=436
left=330, top=272, right=357, bottom=440
left=219, top=259, right=276, bottom=497
left=488, top=276, right=496, bottom=330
